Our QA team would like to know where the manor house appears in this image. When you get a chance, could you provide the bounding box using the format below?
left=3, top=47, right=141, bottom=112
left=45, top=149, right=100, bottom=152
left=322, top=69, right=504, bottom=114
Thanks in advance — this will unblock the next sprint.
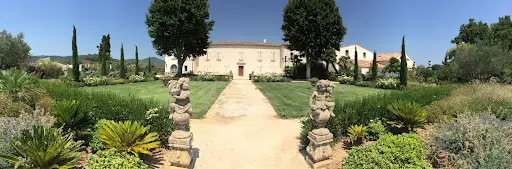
left=164, top=40, right=414, bottom=79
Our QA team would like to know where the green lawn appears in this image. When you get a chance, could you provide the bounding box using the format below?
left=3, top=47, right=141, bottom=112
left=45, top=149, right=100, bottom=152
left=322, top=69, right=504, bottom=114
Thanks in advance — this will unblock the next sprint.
left=254, top=82, right=385, bottom=118
left=81, top=80, right=229, bottom=118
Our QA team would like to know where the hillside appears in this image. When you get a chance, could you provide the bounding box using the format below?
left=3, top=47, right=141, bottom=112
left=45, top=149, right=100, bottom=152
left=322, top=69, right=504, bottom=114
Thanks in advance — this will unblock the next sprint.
left=30, top=55, right=165, bottom=68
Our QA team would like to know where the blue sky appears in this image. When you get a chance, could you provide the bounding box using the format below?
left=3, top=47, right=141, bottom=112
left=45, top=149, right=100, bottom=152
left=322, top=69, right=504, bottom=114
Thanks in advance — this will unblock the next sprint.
left=0, top=0, right=510, bottom=65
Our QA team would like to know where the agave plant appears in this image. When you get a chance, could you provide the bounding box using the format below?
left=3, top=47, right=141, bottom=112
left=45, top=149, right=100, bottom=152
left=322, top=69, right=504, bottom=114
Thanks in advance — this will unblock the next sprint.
left=387, top=100, right=426, bottom=131
left=51, top=100, right=95, bottom=134
left=347, top=124, right=367, bottom=144
left=0, top=125, right=81, bottom=169
left=98, top=120, right=160, bottom=157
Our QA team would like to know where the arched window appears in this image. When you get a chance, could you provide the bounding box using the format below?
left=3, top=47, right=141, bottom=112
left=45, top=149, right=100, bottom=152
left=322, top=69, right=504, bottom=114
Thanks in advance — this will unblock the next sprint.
left=170, top=64, right=178, bottom=74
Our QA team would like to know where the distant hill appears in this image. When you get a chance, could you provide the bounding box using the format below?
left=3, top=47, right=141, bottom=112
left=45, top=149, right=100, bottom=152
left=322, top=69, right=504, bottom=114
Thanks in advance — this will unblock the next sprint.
left=30, top=55, right=165, bottom=68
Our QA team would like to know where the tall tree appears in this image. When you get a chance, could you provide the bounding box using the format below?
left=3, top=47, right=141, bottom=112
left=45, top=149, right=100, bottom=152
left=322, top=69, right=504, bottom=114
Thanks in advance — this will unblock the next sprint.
left=282, top=0, right=347, bottom=79
left=451, top=18, right=491, bottom=45
left=97, top=35, right=107, bottom=76
left=119, top=43, right=125, bottom=78
left=371, top=50, right=378, bottom=80
left=490, top=15, right=512, bottom=51
left=0, top=29, right=31, bottom=69
left=353, top=46, right=359, bottom=81
left=146, top=0, right=214, bottom=76
left=135, top=45, right=140, bottom=75
left=72, top=26, right=80, bottom=82
left=147, top=56, right=152, bottom=73
left=400, top=36, right=408, bottom=86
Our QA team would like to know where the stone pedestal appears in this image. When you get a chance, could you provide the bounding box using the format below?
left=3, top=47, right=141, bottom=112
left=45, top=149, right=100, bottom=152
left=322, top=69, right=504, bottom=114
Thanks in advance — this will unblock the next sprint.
left=306, top=128, right=333, bottom=169
left=168, top=130, right=194, bottom=168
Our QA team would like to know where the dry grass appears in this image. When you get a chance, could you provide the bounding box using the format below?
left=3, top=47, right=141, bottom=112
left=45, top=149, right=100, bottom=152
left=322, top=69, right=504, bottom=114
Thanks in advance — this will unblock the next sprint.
left=425, top=83, right=512, bottom=122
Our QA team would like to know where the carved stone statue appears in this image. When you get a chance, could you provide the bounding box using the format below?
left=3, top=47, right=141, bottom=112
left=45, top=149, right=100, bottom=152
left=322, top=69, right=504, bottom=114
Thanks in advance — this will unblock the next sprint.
left=306, top=80, right=335, bottom=169
left=167, top=77, right=194, bottom=168
left=168, top=77, right=193, bottom=131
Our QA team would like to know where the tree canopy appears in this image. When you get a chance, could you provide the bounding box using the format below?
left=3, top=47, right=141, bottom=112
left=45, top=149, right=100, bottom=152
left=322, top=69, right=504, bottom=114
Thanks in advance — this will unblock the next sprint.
left=0, top=30, right=31, bottom=69
left=145, top=0, right=214, bottom=75
left=451, top=18, right=491, bottom=45
left=282, top=0, right=346, bottom=79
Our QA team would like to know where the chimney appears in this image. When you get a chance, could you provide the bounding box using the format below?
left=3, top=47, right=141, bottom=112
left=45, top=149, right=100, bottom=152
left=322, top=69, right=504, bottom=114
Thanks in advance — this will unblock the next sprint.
left=263, top=39, right=267, bottom=43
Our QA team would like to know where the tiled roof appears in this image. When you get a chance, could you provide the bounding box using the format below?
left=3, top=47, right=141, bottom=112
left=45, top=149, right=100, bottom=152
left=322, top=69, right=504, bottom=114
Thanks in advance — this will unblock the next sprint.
left=376, top=52, right=401, bottom=62
left=350, top=60, right=385, bottom=68
left=210, top=41, right=283, bottom=47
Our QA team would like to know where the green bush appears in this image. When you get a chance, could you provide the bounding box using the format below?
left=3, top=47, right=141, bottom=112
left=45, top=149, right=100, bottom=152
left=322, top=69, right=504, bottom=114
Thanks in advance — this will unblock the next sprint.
left=88, top=120, right=108, bottom=152
left=0, top=125, right=82, bottom=169
left=290, top=62, right=329, bottom=79
left=347, top=124, right=367, bottom=144
left=366, top=119, right=387, bottom=141
left=0, top=92, right=11, bottom=116
left=40, top=82, right=172, bottom=146
left=337, top=75, right=352, bottom=84
left=375, top=78, right=399, bottom=89
left=0, top=68, right=43, bottom=105
left=6, top=102, right=33, bottom=117
left=35, top=97, right=55, bottom=113
left=300, top=85, right=454, bottom=145
left=424, top=113, right=512, bottom=168
left=0, top=113, right=54, bottom=168
left=51, top=100, right=95, bottom=134
left=35, top=62, right=64, bottom=79
left=84, top=76, right=107, bottom=86
left=128, top=75, right=144, bottom=83
left=387, top=101, right=426, bottom=131
left=354, top=81, right=372, bottom=87
left=98, top=120, right=160, bottom=157
left=251, top=75, right=291, bottom=82
left=86, top=149, right=151, bottom=169
left=343, top=133, right=431, bottom=169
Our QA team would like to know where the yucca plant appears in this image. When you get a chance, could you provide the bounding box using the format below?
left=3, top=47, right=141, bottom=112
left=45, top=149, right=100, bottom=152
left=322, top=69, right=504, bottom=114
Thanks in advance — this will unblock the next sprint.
left=98, top=120, right=160, bottom=157
left=51, top=100, right=95, bottom=134
left=387, top=100, right=426, bottom=131
left=347, top=124, right=367, bottom=145
left=0, top=125, right=81, bottom=169
left=0, top=68, right=40, bottom=103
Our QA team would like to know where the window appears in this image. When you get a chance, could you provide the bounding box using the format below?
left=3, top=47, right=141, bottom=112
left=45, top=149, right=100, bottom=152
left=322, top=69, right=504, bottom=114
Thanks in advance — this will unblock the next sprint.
left=206, top=52, right=210, bottom=61
left=239, top=52, right=244, bottom=61
left=271, top=52, right=276, bottom=62
left=184, top=66, right=188, bottom=72
left=345, top=50, right=349, bottom=56
left=258, top=51, right=263, bottom=62
left=363, top=52, right=366, bottom=59
left=217, top=52, right=222, bottom=61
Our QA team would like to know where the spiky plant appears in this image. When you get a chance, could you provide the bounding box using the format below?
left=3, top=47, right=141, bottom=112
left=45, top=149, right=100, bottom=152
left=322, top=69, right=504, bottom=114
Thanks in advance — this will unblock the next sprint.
left=0, top=68, right=39, bottom=103
left=0, top=125, right=81, bottom=169
left=387, top=100, right=426, bottom=131
left=51, top=100, right=94, bottom=134
left=347, top=124, right=367, bottom=144
left=98, top=120, right=160, bottom=157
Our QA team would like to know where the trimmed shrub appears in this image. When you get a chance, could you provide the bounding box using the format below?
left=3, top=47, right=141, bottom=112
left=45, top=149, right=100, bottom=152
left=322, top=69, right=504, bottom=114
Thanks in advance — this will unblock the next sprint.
left=35, top=61, right=64, bottom=79
left=300, top=85, right=454, bottom=145
left=84, top=76, right=107, bottom=86
left=424, top=113, right=512, bottom=168
left=129, top=75, right=144, bottom=83
left=86, top=149, right=151, bottom=169
left=343, top=133, right=431, bottom=169
left=354, top=81, right=372, bottom=87
left=290, top=62, right=329, bottom=79
left=40, top=82, right=172, bottom=146
left=375, top=78, right=399, bottom=89
left=337, top=75, right=352, bottom=84
left=251, top=75, right=291, bottom=82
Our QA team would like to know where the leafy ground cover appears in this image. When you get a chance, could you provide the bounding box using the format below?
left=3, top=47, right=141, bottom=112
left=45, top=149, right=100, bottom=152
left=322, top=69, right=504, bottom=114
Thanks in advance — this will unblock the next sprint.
left=254, top=82, right=384, bottom=118
left=81, top=80, right=229, bottom=118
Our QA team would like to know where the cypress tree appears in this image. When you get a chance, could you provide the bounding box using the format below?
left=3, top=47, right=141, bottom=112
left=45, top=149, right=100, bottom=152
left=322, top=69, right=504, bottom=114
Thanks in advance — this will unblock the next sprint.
left=148, top=56, right=152, bottom=73
left=371, top=50, right=378, bottom=81
left=72, top=26, right=80, bottom=82
left=120, top=43, right=126, bottom=78
left=135, top=45, right=139, bottom=75
left=353, top=46, right=359, bottom=81
left=400, top=36, right=408, bottom=86
left=100, top=44, right=107, bottom=76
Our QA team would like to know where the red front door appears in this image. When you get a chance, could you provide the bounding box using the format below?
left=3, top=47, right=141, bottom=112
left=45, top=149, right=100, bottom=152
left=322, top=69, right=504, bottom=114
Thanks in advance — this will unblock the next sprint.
left=238, top=66, right=244, bottom=76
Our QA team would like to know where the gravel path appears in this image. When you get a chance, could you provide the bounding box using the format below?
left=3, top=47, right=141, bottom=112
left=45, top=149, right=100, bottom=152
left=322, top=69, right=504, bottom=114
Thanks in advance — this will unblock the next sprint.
left=154, top=80, right=309, bottom=169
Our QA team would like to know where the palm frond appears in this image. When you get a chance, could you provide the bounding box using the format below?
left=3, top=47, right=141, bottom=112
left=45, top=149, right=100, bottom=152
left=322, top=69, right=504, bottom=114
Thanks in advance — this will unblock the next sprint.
left=98, top=120, right=160, bottom=156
